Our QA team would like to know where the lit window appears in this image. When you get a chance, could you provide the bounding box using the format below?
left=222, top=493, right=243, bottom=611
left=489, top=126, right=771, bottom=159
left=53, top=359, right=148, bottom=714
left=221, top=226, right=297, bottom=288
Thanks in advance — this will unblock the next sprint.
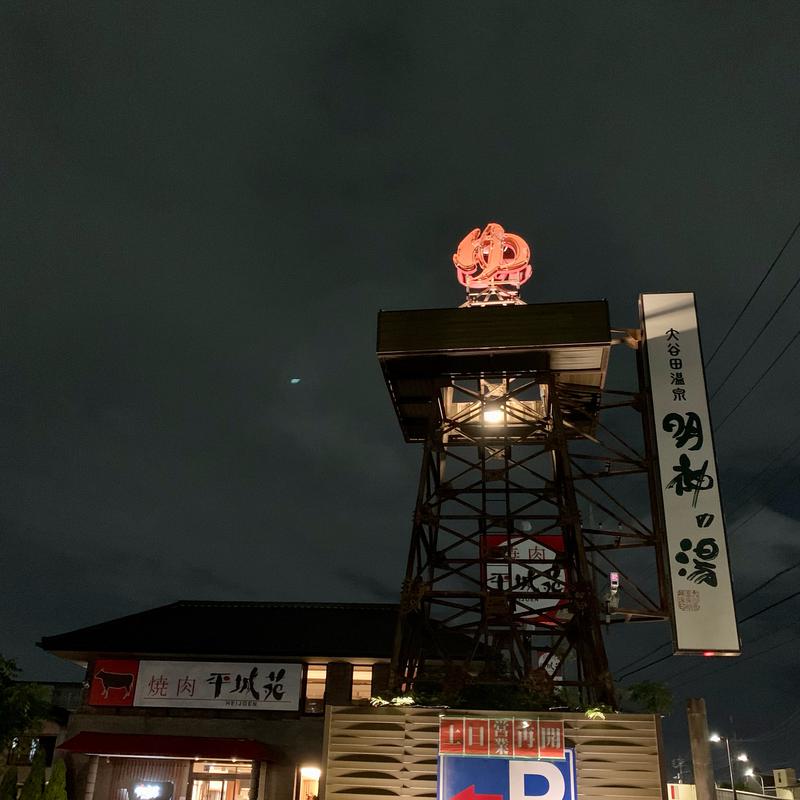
left=190, top=761, right=251, bottom=800
left=351, top=666, right=373, bottom=704
left=304, top=665, right=326, bottom=714
left=6, top=737, right=40, bottom=766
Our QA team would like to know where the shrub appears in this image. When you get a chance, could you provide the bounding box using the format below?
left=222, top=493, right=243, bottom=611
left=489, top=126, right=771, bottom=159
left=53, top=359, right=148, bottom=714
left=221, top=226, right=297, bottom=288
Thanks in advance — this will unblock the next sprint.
left=19, top=750, right=45, bottom=800
left=43, top=761, right=67, bottom=800
left=0, top=767, right=19, bottom=800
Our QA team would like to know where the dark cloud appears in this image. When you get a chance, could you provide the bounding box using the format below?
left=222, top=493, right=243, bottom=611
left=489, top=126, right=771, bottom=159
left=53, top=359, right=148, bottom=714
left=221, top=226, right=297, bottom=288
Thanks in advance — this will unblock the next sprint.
left=2, top=0, right=800, bottom=775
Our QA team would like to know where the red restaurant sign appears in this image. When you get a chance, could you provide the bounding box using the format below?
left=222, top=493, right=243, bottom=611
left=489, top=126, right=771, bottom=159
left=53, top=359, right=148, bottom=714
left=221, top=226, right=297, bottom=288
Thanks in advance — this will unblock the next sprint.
left=87, top=659, right=302, bottom=711
left=88, top=659, right=140, bottom=706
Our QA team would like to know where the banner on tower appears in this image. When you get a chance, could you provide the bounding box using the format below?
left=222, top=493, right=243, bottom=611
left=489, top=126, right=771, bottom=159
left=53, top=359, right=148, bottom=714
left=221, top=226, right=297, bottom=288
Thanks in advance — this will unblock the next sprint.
left=640, top=292, right=740, bottom=655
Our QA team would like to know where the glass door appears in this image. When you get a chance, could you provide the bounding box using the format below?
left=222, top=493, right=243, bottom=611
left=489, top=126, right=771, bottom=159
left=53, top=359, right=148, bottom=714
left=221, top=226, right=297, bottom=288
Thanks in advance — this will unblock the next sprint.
left=189, top=762, right=251, bottom=800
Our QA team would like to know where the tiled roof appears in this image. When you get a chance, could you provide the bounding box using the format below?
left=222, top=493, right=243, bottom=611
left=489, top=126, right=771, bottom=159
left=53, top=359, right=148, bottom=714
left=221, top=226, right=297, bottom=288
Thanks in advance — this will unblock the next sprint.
left=39, top=601, right=399, bottom=661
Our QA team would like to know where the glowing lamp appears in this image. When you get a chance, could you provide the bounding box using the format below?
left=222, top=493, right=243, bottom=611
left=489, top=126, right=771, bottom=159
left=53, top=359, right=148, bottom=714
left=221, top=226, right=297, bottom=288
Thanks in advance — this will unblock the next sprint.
left=709, top=733, right=721, bottom=742
left=737, top=753, right=748, bottom=762
left=300, top=767, right=321, bottom=781
left=745, top=769, right=755, bottom=778
left=483, top=407, right=504, bottom=424
left=133, top=787, right=161, bottom=800
left=702, top=651, right=716, bottom=657
left=129, top=781, right=173, bottom=800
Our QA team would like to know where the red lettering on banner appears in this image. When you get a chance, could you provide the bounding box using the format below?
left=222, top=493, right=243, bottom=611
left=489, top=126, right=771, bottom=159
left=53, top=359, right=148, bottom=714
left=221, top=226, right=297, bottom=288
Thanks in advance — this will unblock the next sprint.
left=464, top=719, right=489, bottom=755
left=513, top=719, right=539, bottom=757
left=440, top=717, right=465, bottom=754
left=439, top=715, right=566, bottom=759
left=539, top=720, right=565, bottom=758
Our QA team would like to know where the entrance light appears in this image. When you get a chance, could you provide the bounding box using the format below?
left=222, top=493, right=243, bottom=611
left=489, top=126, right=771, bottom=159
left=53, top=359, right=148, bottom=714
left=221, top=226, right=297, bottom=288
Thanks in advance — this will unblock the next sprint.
left=299, top=767, right=321, bottom=781
left=133, top=786, right=161, bottom=800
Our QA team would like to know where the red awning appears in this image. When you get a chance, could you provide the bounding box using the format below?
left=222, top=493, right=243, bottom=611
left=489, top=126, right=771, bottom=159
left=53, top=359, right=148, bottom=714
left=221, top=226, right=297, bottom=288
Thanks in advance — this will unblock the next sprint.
left=57, top=732, right=277, bottom=762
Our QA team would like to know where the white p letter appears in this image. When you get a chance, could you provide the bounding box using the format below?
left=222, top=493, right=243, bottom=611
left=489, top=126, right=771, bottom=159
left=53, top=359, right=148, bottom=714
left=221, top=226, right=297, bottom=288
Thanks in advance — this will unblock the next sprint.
left=509, top=761, right=565, bottom=800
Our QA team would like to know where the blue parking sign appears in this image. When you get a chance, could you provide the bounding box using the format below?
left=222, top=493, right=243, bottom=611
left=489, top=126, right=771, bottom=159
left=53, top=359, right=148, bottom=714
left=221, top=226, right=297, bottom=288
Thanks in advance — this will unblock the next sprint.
left=438, top=750, right=577, bottom=800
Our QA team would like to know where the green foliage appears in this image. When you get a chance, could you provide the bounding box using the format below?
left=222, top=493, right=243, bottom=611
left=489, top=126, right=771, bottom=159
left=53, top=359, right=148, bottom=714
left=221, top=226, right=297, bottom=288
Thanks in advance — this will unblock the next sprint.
left=0, top=657, right=51, bottom=749
left=19, top=750, right=45, bottom=800
left=585, top=705, right=613, bottom=720
left=376, top=680, right=560, bottom=712
left=42, top=761, right=67, bottom=800
left=0, top=767, right=19, bottom=800
left=622, top=681, right=672, bottom=714
left=452, top=682, right=558, bottom=712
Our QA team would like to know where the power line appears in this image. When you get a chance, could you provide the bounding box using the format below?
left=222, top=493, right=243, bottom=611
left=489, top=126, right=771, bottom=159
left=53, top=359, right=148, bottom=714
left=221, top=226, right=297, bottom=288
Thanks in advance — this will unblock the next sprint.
left=737, top=557, right=800, bottom=604
left=727, top=471, right=800, bottom=539
left=723, top=429, right=800, bottom=518
left=710, top=268, right=800, bottom=400
left=738, top=588, right=800, bottom=624
left=738, top=705, right=800, bottom=743
left=614, top=640, right=672, bottom=675
left=669, top=634, right=794, bottom=690
left=659, top=624, right=788, bottom=686
left=706, top=215, right=800, bottom=366
left=714, top=323, right=800, bottom=431
left=616, top=223, right=800, bottom=682
left=617, top=651, right=674, bottom=682
left=618, top=585, right=800, bottom=683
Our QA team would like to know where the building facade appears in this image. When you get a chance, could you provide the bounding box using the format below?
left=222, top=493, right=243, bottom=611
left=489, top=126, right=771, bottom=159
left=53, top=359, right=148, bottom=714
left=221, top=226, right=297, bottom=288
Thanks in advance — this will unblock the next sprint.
left=39, top=601, right=395, bottom=800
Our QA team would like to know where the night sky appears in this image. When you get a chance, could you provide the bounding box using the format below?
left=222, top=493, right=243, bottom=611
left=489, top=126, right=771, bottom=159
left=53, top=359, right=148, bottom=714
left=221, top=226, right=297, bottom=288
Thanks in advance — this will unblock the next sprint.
left=3, top=0, right=800, bottom=779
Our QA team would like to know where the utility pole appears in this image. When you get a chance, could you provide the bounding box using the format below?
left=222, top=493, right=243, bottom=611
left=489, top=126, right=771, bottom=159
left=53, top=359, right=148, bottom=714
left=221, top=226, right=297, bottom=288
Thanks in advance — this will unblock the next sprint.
left=687, top=698, right=716, bottom=800
left=672, top=756, right=688, bottom=784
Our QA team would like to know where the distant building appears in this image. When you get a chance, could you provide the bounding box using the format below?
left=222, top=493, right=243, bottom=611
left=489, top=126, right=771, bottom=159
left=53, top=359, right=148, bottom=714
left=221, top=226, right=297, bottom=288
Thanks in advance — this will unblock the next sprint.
left=667, top=772, right=796, bottom=800
left=775, top=769, right=799, bottom=800
left=4, top=681, right=83, bottom=787
left=38, top=601, right=400, bottom=800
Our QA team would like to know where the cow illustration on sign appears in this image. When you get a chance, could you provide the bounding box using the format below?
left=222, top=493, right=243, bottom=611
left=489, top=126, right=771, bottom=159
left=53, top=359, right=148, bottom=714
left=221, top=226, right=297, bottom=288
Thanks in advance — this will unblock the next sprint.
left=94, top=669, right=135, bottom=698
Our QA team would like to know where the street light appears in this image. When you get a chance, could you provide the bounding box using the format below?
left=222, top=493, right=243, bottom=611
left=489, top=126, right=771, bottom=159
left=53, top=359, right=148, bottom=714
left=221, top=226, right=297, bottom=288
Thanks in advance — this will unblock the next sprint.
left=745, top=768, right=766, bottom=795
left=709, top=733, right=744, bottom=800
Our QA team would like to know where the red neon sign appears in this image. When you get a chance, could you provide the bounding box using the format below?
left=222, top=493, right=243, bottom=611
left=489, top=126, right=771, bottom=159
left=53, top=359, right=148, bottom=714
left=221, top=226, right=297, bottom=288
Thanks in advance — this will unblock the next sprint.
left=452, top=223, right=532, bottom=290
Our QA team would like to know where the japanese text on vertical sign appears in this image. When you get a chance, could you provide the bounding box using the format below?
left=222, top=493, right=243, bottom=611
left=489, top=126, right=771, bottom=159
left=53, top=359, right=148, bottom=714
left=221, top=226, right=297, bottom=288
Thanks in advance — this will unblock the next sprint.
left=640, top=293, right=739, bottom=654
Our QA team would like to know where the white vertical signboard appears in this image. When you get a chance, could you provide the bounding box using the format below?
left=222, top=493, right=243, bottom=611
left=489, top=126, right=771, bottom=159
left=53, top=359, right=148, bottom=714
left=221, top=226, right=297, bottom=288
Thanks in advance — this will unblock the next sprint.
left=640, top=293, right=740, bottom=654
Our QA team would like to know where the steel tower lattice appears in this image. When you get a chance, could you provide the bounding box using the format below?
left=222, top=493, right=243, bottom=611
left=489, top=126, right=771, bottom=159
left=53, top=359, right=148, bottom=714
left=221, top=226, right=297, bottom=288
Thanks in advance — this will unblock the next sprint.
left=378, top=301, right=669, bottom=708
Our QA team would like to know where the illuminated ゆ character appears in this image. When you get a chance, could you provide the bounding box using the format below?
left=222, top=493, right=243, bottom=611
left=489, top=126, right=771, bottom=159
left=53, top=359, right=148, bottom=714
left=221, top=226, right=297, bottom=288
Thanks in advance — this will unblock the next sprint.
left=452, top=222, right=532, bottom=289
